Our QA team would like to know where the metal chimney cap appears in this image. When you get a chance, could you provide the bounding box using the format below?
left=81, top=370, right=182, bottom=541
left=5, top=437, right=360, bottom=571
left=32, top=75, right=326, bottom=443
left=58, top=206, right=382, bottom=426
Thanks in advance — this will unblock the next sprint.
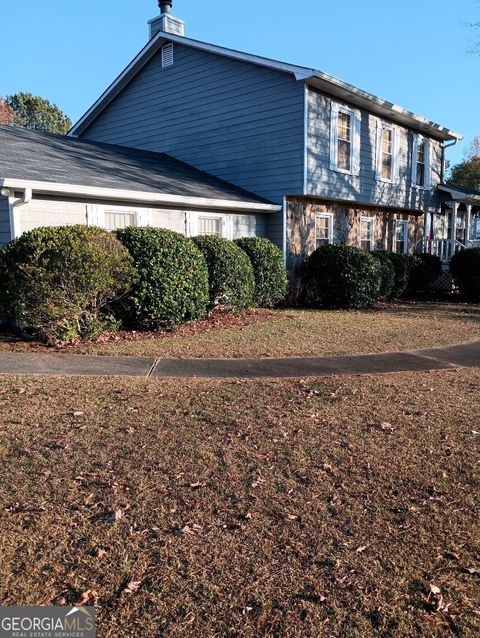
left=159, top=1, right=173, bottom=14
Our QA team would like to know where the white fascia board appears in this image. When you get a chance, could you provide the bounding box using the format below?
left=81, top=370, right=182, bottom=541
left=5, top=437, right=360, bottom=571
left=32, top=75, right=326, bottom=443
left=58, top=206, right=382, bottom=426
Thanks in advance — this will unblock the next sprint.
left=0, top=178, right=280, bottom=213
left=305, top=76, right=462, bottom=142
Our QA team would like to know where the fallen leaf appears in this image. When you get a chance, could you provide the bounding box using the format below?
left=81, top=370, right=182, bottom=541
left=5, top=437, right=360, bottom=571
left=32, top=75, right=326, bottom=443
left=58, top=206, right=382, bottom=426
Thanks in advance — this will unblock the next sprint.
left=181, top=523, right=203, bottom=535
left=123, top=580, right=142, bottom=594
left=429, top=583, right=441, bottom=596
left=462, top=566, right=480, bottom=575
left=78, top=590, right=98, bottom=606
left=356, top=546, right=368, bottom=554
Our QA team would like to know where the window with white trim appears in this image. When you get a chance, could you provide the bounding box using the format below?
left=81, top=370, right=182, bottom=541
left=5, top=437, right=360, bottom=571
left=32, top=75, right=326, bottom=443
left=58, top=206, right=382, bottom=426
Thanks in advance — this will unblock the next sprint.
left=376, top=123, right=399, bottom=182
left=104, top=210, right=137, bottom=231
left=360, top=216, right=374, bottom=251
left=412, top=134, right=431, bottom=189
left=315, top=213, right=333, bottom=248
left=198, top=216, right=222, bottom=236
left=381, top=128, right=393, bottom=180
left=395, top=220, right=408, bottom=254
left=162, top=43, right=174, bottom=68
left=330, top=102, right=361, bottom=175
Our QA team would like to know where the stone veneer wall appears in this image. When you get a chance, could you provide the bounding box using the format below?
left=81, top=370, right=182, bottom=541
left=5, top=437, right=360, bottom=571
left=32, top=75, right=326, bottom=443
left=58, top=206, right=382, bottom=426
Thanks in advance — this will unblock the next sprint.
left=286, top=197, right=425, bottom=275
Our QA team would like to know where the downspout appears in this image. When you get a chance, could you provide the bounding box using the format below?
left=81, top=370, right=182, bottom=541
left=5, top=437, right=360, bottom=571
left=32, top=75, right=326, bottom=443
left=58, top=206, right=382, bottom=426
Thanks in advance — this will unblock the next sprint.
left=9, top=187, right=32, bottom=238
left=436, top=140, right=458, bottom=257
left=441, top=139, right=458, bottom=183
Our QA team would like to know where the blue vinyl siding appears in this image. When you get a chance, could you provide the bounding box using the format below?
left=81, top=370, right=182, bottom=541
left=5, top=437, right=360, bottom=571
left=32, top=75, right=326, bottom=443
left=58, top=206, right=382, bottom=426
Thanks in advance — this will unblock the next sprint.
left=307, top=88, right=443, bottom=212
left=80, top=44, right=306, bottom=247
left=0, top=197, right=11, bottom=247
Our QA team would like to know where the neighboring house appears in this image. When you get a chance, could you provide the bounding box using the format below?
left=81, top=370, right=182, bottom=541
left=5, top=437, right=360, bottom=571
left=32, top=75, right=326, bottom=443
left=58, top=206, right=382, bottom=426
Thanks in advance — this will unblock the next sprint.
left=2, top=0, right=479, bottom=274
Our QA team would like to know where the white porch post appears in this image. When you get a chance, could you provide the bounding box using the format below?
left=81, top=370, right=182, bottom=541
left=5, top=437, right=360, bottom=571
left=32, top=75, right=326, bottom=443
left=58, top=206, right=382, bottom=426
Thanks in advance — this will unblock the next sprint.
left=450, top=202, right=458, bottom=259
left=466, top=204, right=472, bottom=245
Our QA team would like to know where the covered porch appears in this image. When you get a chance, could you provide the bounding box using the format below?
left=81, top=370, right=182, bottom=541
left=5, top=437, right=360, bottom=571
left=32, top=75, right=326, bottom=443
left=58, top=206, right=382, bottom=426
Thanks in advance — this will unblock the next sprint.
left=420, top=183, right=480, bottom=262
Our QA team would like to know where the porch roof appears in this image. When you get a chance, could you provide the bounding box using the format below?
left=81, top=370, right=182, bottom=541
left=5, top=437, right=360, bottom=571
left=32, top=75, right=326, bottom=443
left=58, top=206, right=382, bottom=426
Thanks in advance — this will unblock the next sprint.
left=438, top=182, right=480, bottom=205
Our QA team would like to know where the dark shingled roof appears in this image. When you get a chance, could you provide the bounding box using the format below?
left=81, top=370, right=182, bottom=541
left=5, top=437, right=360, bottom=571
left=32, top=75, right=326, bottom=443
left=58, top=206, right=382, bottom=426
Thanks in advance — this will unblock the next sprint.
left=0, top=125, right=271, bottom=205
left=444, top=181, right=480, bottom=197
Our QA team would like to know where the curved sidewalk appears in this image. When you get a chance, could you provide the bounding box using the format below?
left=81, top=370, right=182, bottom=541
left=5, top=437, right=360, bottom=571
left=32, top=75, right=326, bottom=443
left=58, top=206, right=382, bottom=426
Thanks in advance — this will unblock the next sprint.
left=0, top=341, right=479, bottom=379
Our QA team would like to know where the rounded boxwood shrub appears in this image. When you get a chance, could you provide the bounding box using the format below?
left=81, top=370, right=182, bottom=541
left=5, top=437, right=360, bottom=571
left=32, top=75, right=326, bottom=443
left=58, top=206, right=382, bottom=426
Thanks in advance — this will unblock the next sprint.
left=381, top=252, right=414, bottom=299
left=0, top=225, right=136, bottom=344
left=193, top=236, right=254, bottom=310
left=234, top=236, right=288, bottom=307
left=371, top=251, right=396, bottom=300
left=450, top=248, right=480, bottom=301
left=408, top=253, right=442, bottom=293
left=116, top=227, right=209, bottom=328
left=303, top=244, right=382, bottom=309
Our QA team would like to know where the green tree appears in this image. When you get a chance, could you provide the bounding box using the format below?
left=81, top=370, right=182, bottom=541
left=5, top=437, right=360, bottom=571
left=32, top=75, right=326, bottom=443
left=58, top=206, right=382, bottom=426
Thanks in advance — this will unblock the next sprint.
left=7, top=92, right=72, bottom=135
left=449, top=137, right=480, bottom=191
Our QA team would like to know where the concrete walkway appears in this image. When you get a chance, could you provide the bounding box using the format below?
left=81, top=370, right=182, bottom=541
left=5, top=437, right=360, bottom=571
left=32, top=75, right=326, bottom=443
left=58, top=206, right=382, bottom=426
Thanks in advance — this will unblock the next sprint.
left=0, top=341, right=479, bottom=379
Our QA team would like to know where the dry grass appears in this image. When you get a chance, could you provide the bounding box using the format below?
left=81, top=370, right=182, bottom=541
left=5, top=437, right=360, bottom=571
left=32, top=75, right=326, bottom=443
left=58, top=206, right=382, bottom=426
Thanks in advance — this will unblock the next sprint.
left=1, top=303, right=480, bottom=359
left=0, top=369, right=479, bottom=637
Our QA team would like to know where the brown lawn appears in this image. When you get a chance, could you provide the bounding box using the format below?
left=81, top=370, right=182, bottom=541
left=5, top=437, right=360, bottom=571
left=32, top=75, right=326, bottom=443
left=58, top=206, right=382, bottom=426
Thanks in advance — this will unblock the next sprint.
left=1, top=302, right=479, bottom=359
left=0, top=369, right=478, bottom=637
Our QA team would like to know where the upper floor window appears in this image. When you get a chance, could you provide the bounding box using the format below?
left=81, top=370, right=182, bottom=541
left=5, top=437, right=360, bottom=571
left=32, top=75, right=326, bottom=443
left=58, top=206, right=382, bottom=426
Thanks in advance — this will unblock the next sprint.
left=315, top=212, right=333, bottom=248
left=337, top=112, right=352, bottom=172
left=376, top=123, right=399, bottom=183
left=360, top=216, right=374, bottom=251
left=330, top=102, right=361, bottom=176
left=412, top=134, right=431, bottom=189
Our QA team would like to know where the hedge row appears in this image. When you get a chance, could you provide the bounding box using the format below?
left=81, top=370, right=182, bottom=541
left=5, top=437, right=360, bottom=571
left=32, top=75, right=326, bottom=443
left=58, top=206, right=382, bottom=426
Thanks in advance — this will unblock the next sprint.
left=303, top=245, right=443, bottom=309
left=0, top=226, right=288, bottom=344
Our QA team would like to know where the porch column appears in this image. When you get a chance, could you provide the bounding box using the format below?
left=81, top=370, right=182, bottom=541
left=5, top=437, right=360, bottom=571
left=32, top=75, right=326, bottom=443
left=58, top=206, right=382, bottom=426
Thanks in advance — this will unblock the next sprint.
left=450, top=202, right=458, bottom=259
left=466, top=204, right=472, bottom=245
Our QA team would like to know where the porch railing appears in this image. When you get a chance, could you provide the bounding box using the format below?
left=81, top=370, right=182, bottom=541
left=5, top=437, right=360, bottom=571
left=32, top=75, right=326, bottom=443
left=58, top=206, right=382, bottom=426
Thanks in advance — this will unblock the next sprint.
left=418, top=239, right=467, bottom=262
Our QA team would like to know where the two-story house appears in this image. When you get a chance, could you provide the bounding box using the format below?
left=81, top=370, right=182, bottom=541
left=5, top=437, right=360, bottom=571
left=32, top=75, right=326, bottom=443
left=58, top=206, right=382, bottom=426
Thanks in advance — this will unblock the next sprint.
left=2, top=0, right=479, bottom=276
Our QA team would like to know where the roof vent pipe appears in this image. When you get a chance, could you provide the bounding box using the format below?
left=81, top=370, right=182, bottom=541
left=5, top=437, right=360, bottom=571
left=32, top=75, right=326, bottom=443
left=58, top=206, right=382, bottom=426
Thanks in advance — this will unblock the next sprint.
left=159, top=1, right=172, bottom=14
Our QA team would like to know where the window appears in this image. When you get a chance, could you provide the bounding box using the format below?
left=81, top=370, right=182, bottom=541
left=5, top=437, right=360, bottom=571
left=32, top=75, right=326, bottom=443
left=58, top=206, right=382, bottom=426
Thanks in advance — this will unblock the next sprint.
left=315, top=213, right=333, bottom=248
left=360, top=216, right=374, bottom=251
left=162, top=43, right=174, bottom=68
left=104, top=210, right=136, bottom=231
left=381, top=128, right=393, bottom=181
left=395, top=220, right=408, bottom=254
left=416, top=140, right=426, bottom=187
left=198, top=216, right=222, bottom=236
left=337, top=112, right=352, bottom=172
left=412, top=135, right=431, bottom=188
left=376, top=123, right=398, bottom=182
left=330, top=102, right=361, bottom=175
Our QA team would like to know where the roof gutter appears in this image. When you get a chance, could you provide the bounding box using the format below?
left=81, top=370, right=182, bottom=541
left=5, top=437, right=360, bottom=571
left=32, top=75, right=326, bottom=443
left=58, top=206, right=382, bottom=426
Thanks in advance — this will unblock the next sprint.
left=0, top=178, right=280, bottom=214
left=304, top=76, right=462, bottom=143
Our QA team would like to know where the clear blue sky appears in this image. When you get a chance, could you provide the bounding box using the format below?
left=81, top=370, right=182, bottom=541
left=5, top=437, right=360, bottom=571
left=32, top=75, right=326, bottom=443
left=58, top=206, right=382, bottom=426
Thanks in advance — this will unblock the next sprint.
left=1, top=0, right=478, bottom=166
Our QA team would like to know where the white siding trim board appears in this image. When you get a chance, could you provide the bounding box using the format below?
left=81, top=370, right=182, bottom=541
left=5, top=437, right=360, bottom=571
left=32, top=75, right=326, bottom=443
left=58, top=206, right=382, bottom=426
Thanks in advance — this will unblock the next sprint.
left=0, top=179, right=280, bottom=214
